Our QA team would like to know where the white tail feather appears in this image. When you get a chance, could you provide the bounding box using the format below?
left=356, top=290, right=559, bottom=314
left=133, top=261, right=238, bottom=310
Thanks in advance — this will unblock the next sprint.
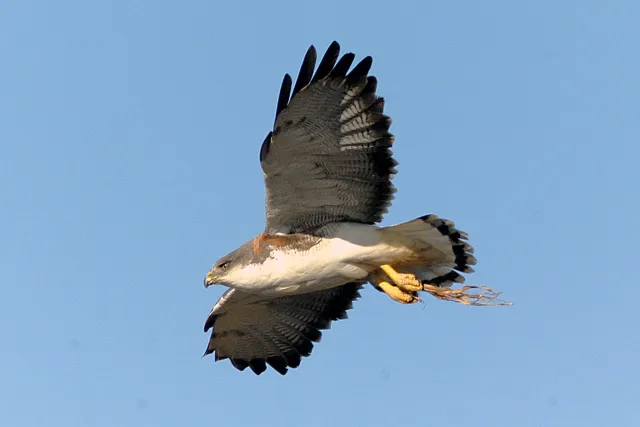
left=385, top=214, right=476, bottom=287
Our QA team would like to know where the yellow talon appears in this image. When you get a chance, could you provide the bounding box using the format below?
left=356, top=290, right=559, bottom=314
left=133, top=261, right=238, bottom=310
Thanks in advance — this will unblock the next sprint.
left=377, top=280, right=419, bottom=304
left=373, top=264, right=511, bottom=307
left=372, top=270, right=419, bottom=304
left=379, top=264, right=422, bottom=292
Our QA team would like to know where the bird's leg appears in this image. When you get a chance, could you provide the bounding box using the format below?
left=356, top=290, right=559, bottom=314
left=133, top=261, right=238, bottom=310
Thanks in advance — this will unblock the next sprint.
left=373, top=271, right=419, bottom=304
left=379, top=264, right=422, bottom=292
left=375, top=265, right=511, bottom=306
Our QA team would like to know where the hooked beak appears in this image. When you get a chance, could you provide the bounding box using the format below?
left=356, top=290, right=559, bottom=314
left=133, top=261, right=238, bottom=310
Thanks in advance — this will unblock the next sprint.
left=204, top=270, right=217, bottom=288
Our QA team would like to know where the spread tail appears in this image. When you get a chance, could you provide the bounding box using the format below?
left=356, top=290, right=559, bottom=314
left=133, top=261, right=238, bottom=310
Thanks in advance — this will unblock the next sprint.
left=386, top=214, right=476, bottom=287
left=384, top=214, right=510, bottom=306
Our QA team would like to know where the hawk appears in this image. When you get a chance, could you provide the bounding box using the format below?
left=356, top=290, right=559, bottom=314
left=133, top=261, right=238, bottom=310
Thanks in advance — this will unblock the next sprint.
left=203, top=41, right=506, bottom=375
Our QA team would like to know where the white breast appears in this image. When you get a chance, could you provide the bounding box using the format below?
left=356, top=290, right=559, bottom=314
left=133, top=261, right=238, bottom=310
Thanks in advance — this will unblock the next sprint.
left=226, top=223, right=398, bottom=295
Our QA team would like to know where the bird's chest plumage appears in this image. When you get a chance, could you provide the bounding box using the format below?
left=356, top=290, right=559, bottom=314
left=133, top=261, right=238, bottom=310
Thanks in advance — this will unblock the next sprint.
left=232, top=224, right=387, bottom=295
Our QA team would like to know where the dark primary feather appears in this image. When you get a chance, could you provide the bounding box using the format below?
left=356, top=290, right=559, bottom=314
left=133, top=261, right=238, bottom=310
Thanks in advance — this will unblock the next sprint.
left=346, top=56, right=373, bottom=85
left=259, top=131, right=272, bottom=162
left=291, top=46, right=317, bottom=97
left=261, top=41, right=397, bottom=234
left=204, top=283, right=362, bottom=375
left=275, top=74, right=292, bottom=125
left=330, top=53, right=355, bottom=78
left=312, top=41, right=339, bottom=82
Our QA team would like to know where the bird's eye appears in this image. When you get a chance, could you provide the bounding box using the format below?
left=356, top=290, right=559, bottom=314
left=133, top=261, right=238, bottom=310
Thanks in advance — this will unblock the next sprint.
left=217, top=262, right=230, bottom=270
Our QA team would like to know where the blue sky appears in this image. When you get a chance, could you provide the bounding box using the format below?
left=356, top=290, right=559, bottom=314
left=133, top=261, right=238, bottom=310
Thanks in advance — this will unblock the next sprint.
left=1, top=1, right=638, bottom=426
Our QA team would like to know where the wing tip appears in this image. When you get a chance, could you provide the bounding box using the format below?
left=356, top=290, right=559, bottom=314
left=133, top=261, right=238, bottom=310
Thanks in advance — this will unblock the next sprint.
left=346, top=55, right=373, bottom=85
left=203, top=313, right=217, bottom=332
left=266, top=357, right=289, bottom=375
left=204, top=284, right=363, bottom=376
left=312, top=41, right=341, bottom=82
left=274, top=42, right=378, bottom=125
left=275, top=74, right=293, bottom=124
left=259, top=131, right=273, bottom=163
left=291, top=45, right=318, bottom=97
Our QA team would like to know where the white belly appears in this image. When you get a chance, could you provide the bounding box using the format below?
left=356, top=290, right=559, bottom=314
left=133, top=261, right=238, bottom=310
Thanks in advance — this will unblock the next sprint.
left=229, top=223, right=406, bottom=295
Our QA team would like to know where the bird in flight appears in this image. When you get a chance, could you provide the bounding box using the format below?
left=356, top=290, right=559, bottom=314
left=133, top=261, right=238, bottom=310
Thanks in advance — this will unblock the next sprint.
left=203, top=41, right=507, bottom=375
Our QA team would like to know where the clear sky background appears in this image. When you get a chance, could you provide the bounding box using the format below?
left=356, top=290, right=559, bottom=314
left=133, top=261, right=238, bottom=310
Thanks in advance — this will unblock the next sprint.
left=1, top=1, right=638, bottom=426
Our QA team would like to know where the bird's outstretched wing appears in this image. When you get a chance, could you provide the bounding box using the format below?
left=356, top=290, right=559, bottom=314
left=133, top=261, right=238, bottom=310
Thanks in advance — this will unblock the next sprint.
left=260, top=41, right=397, bottom=234
left=203, top=283, right=362, bottom=375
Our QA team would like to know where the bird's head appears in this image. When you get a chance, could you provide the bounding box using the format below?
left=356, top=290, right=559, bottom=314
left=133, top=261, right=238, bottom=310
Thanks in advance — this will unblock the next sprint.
left=204, top=240, right=259, bottom=288
left=204, top=256, right=236, bottom=288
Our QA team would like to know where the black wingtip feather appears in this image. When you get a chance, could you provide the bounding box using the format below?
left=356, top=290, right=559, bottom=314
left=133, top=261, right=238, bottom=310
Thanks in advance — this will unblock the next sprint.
left=312, top=41, right=340, bottom=82
left=249, top=359, right=267, bottom=375
left=295, top=337, right=314, bottom=357
left=284, top=350, right=302, bottom=368
left=275, top=74, right=292, bottom=124
left=266, top=357, right=289, bottom=375
left=303, top=326, right=322, bottom=342
left=330, top=53, right=355, bottom=78
left=204, top=314, right=216, bottom=332
left=315, top=318, right=331, bottom=330
left=346, top=56, right=373, bottom=85
left=231, top=358, right=249, bottom=371
left=259, top=132, right=272, bottom=162
left=363, top=76, right=378, bottom=95
left=291, top=45, right=317, bottom=97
